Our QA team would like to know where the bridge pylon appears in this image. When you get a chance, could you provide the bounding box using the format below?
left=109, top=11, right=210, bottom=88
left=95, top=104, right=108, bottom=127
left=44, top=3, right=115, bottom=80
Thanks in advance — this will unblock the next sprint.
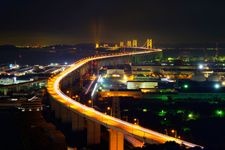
left=87, top=120, right=101, bottom=145
left=146, top=38, right=153, bottom=49
left=119, top=41, right=124, bottom=48
left=127, top=41, right=132, bottom=47
left=109, top=129, right=124, bottom=150
left=132, top=40, right=138, bottom=47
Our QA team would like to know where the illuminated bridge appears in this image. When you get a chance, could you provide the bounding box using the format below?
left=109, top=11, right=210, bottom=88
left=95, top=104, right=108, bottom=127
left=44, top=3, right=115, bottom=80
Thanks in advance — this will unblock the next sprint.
left=47, top=49, right=203, bottom=150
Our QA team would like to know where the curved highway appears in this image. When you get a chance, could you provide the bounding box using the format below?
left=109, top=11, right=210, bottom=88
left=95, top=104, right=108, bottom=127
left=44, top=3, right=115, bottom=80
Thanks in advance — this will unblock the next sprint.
left=47, top=49, right=203, bottom=149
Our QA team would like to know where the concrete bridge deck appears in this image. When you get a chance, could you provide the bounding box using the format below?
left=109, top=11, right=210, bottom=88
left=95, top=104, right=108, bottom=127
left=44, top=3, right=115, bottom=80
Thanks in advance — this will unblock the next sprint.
left=47, top=50, right=203, bottom=150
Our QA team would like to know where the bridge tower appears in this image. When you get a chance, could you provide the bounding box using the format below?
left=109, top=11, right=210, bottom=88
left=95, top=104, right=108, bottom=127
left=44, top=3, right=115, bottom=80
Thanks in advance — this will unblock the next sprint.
left=95, top=43, right=100, bottom=49
left=146, top=39, right=153, bottom=49
left=119, top=41, right=124, bottom=48
left=132, top=40, right=138, bottom=47
left=127, top=41, right=132, bottom=47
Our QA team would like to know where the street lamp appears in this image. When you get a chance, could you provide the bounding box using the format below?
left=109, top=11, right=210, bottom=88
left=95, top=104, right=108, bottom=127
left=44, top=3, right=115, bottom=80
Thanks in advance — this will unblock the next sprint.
left=198, top=64, right=204, bottom=70
left=66, top=90, right=72, bottom=97
left=88, top=99, right=93, bottom=107
left=183, top=84, right=189, bottom=89
left=171, top=129, right=177, bottom=138
left=133, top=118, right=139, bottom=125
left=72, top=95, right=80, bottom=101
left=107, top=106, right=112, bottom=116
left=214, top=83, right=220, bottom=89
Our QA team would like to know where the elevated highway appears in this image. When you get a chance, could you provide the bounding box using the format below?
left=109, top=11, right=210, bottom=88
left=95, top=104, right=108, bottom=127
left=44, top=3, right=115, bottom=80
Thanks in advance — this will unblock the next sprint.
left=47, top=49, right=203, bottom=150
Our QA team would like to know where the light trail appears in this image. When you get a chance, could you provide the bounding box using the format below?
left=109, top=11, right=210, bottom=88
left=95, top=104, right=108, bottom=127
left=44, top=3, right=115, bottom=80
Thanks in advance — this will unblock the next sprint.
left=47, top=49, right=203, bottom=149
left=85, top=76, right=97, bottom=95
left=91, top=83, right=98, bottom=97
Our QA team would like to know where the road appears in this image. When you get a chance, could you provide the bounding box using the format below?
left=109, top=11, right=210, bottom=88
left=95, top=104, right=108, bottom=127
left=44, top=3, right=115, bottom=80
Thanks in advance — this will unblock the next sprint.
left=47, top=50, right=203, bottom=149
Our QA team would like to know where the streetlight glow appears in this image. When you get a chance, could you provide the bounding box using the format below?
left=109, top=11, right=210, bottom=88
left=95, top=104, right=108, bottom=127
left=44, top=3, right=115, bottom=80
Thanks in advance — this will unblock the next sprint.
left=214, top=83, right=220, bottom=89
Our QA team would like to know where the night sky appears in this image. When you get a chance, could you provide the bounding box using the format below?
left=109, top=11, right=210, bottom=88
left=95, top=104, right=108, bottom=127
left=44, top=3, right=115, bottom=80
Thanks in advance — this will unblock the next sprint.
left=1, top=0, right=225, bottom=45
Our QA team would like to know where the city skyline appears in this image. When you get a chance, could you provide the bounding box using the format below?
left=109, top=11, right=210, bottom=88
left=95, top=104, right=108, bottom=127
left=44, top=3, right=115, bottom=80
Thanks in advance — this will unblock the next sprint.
left=1, top=0, right=225, bottom=45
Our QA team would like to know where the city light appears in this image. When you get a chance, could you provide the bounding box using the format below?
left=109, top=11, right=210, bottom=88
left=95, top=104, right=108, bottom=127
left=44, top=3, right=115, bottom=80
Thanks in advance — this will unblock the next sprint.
left=222, top=81, right=225, bottom=86
left=112, top=74, right=120, bottom=78
left=133, top=118, right=139, bottom=125
left=98, top=77, right=104, bottom=83
left=122, top=75, right=128, bottom=83
left=188, top=113, right=193, bottom=119
left=88, top=99, right=93, bottom=107
left=171, top=129, right=178, bottom=138
left=215, top=109, right=225, bottom=117
left=198, top=64, right=204, bottom=70
left=187, top=112, right=198, bottom=120
left=142, top=108, right=148, bottom=112
left=183, top=84, right=189, bottom=89
left=214, top=83, right=220, bottom=89
left=106, top=106, right=112, bottom=116
left=158, top=110, right=167, bottom=117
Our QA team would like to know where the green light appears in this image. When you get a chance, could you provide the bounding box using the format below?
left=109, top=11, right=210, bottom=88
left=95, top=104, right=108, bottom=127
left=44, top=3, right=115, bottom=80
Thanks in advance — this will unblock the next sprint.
left=158, top=110, right=167, bottom=117
left=143, top=108, right=148, bottom=112
left=183, top=127, right=191, bottom=132
left=168, top=57, right=174, bottom=61
left=215, top=110, right=224, bottom=117
left=187, top=112, right=198, bottom=120
left=161, top=95, right=168, bottom=101
left=183, top=84, right=189, bottom=89
left=177, top=110, right=184, bottom=114
left=188, top=113, right=193, bottom=118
